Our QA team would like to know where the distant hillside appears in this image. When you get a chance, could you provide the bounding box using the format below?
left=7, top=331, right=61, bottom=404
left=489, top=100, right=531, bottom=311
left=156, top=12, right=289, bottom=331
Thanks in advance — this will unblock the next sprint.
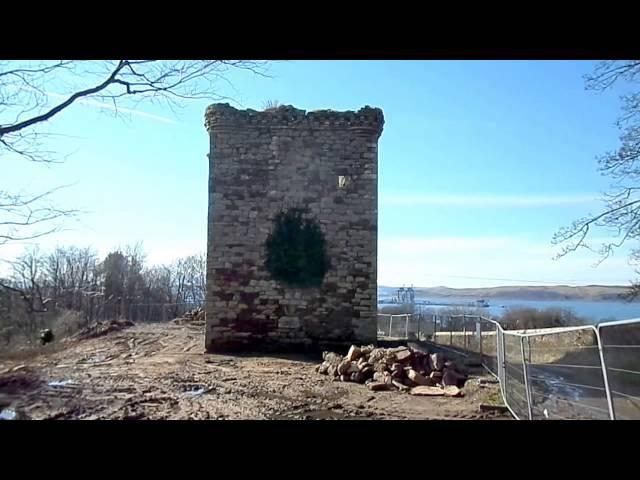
left=379, top=285, right=633, bottom=302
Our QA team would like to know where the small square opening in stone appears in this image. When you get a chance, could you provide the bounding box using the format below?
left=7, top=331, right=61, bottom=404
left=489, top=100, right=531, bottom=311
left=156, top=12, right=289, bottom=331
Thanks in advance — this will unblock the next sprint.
left=338, top=175, right=351, bottom=189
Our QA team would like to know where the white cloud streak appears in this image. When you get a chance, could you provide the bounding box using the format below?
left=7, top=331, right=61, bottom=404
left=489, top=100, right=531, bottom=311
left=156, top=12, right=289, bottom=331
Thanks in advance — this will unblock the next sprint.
left=378, top=235, right=636, bottom=287
left=45, top=91, right=177, bottom=125
left=381, top=193, right=600, bottom=208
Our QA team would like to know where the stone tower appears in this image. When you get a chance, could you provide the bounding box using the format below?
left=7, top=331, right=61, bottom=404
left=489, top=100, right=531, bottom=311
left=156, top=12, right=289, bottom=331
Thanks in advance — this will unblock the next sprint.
left=204, top=103, right=384, bottom=351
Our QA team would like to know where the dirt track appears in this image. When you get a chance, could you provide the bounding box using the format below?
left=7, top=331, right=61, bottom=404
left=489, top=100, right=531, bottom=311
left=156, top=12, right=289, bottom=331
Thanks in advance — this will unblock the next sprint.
left=0, top=322, right=509, bottom=420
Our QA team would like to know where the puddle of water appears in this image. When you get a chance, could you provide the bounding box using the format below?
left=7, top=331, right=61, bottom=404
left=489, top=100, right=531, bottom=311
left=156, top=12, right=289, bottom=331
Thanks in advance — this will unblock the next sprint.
left=48, top=380, right=77, bottom=387
left=184, top=388, right=206, bottom=397
left=0, top=409, right=17, bottom=420
left=182, top=384, right=210, bottom=397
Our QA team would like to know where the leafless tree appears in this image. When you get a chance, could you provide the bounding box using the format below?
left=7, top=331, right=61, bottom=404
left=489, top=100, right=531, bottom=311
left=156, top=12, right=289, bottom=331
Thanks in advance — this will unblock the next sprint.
left=45, top=245, right=99, bottom=310
left=0, top=60, right=267, bottom=245
left=553, top=61, right=640, bottom=296
left=1, top=241, right=207, bottom=344
left=1, top=246, right=48, bottom=313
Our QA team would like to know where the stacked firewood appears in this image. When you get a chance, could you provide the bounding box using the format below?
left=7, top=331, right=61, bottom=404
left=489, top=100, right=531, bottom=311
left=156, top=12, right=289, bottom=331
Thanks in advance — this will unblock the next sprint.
left=316, top=345, right=468, bottom=397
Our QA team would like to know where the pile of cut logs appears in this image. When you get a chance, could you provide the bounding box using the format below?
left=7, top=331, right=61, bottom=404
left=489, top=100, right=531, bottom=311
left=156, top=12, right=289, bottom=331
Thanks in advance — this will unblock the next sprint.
left=316, top=345, right=468, bottom=397
left=173, top=307, right=205, bottom=325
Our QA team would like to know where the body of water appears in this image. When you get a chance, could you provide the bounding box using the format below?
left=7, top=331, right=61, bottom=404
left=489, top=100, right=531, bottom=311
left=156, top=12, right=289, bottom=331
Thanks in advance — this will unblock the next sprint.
left=377, top=294, right=640, bottom=324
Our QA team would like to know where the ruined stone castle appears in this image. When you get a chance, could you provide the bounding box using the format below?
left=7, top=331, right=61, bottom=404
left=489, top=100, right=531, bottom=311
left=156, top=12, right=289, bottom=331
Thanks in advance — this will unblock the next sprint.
left=204, top=103, right=383, bottom=351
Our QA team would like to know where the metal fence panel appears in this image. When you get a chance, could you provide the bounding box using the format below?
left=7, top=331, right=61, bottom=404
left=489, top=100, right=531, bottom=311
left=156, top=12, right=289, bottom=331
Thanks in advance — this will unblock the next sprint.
left=503, top=332, right=528, bottom=419
left=523, top=327, right=610, bottom=420
left=480, top=318, right=498, bottom=377
left=598, top=320, right=640, bottom=420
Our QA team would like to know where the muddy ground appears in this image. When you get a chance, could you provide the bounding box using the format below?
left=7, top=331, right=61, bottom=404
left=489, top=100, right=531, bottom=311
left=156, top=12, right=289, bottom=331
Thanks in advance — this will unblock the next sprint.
left=0, top=322, right=510, bottom=420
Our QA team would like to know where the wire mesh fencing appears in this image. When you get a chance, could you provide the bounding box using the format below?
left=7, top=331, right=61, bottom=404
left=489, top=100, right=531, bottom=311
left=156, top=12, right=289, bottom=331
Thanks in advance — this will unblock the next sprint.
left=377, top=313, right=434, bottom=340
left=598, top=320, right=640, bottom=420
left=426, top=314, right=640, bottom=420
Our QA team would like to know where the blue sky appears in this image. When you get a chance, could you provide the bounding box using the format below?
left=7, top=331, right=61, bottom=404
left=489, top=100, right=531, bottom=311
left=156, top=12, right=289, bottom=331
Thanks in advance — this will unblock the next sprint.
left=1, top=60, right=636, bottom=287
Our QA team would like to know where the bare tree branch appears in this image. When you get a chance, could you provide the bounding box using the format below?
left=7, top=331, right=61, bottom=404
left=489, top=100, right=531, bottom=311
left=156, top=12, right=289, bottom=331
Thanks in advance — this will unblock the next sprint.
left=556, top=60, right=640, bottom=297
left=0, top=186, right=78, bottom=246
left=0, top=60, right=268, bottom=247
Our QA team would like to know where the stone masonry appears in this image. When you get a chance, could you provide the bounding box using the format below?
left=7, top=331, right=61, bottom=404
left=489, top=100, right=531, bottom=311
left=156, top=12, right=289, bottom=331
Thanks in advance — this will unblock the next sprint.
left=204, top=103, right=384, bottom=352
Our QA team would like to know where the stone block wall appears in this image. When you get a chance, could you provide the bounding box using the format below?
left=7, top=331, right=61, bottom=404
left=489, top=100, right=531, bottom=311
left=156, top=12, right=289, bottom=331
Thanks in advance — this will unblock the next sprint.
left=204, top=103, right=384, bottom=352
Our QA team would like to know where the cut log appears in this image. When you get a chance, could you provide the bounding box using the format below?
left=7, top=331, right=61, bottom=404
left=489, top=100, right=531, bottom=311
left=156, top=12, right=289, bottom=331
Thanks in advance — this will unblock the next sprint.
left=396, top=349, right=413, bottom=363
left=407, top=369, right=432, bottom=386
left=443, top=386, right=464, bottom=397
left=392, top=380, right=410, bottom=392
left=368, top=382, right=393, bottom=392
left=346, top=345, right=362, bottom=362
left=429, top=353, right=445, bottom=371
left=479, top=404, right=510, bottom=413
left=337, top=359, right=352, bottom=376
left=409, top=386, right=445, bottom=396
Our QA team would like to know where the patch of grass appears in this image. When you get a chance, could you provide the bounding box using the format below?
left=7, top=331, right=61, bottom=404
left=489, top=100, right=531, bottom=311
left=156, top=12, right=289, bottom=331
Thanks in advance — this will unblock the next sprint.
left=484, top=387, right=505, bottom=406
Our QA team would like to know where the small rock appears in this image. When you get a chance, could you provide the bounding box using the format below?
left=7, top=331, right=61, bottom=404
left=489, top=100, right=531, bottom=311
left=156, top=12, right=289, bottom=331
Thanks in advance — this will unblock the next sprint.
left=410, top=386, right=445, bottom=396
left=340, top=374, right=350, bottom=382
left=317, top=362, right=329, bottom=375
left=373, top=372, right=386, bottom=383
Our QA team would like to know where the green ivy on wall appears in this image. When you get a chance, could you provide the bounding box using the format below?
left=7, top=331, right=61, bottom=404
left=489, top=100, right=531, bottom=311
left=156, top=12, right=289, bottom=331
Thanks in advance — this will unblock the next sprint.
left=265, top=208, right=330, bottom=288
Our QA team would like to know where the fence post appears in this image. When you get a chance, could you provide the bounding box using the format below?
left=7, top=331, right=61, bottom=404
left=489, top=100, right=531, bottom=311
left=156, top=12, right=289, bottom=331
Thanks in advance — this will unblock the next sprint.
left=389, top=315, right=393, bottom=337
left=405, top=314, right=409, bottom=339
left=500, top=330, right=507, bottom=399
left=595, top=326, right=616, bottom=420
left=478, top=319, right=483, bottom=360
left=520, top=336, right=533, bottom=420
left=449, top=316, right=453, bottom=345
left=433, top=315, right=437, bottom=341
left=463, top=315, right=467, bottom=349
